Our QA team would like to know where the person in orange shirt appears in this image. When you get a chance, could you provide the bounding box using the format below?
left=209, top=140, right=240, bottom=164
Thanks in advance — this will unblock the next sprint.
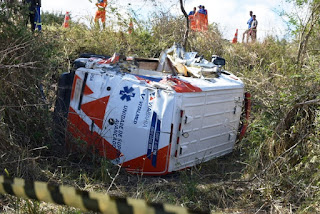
left=193, top=5, right=202, bottom=31
left=188, top=7, right=197, bottom=31
left=196, top=5, right=207, bottom=31
left=128, top=19, right=133, bottom=34
left=95, top=0, right=107, bottom=29
left=202, top=5, right=208, bottom=31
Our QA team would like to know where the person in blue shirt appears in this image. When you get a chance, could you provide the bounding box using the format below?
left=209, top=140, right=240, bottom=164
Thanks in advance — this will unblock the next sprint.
left=198, top=5, right=206, bottom=14
left=203, top=6, right=208, bottom=15
left=188, top=7, right=196, bottom=16
left=242, top=11, right=253, bottom=43
left=199, top=5, right=207, bottom=15
left=198, top=6, right=208, bottom=30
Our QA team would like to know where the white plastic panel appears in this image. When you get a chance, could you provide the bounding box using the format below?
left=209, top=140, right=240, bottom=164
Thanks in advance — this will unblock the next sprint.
left=172, top=88, right=244, bottom=171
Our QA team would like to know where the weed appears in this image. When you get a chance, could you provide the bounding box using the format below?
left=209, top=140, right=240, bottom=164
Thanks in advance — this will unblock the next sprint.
left=1, top=1, right=320, bottom=213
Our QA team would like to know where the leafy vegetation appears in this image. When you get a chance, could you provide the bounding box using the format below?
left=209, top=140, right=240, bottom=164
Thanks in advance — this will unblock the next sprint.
left=0, top=1, right=319, bottom=213
left=41, top=11, right=65, bottom=26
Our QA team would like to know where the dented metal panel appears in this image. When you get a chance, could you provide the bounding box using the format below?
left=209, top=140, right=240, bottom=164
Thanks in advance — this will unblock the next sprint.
left=61, top=45, right=245, bottom=175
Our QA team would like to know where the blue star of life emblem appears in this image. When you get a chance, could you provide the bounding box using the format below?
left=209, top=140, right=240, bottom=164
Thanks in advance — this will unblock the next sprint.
left=120, top=86, right=135, bottom=101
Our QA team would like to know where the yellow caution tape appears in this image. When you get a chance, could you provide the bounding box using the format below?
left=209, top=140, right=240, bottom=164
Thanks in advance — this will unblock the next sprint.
left=0, top=175, right=205, bottom=214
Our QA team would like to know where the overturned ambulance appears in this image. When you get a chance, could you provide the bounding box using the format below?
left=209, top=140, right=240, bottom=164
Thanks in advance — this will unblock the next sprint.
left=55, top=44, right=250, bottom=175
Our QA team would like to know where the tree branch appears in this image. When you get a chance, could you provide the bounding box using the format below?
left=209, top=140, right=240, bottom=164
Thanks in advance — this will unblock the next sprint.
left=179, top=0, right=189, bottom=50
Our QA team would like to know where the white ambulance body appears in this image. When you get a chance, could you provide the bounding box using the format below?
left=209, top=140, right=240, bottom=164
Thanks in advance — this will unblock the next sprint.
left=65, top=46, right=245, bottom=175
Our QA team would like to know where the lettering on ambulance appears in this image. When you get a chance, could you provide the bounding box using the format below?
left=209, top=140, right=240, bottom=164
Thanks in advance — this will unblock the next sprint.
left=142, top=92, right=156, bottom=128
left=112, top=119, right=120, bottom=161
left=111, top=105, right=128, bottom=163
left=152, top=119, right=161, bottom=167
left=147, top=112, right=157, bottom=159
left=112, top=86, right=134, bottom=163
left=146, top=111, right=161, bottom=167
left=133, top=94, right=145, bottom=124
left=143, top=102, right=153, bottom=128
left=89, top=73, right=95, bottom=81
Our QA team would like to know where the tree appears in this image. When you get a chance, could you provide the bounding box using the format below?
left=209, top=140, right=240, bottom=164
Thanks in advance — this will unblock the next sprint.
left=41, top=11, right=65, bottom=26
left=89, top=0, right=191, bottom=50
left=179, top=0, right=189, bottom=49
left=295, top=1, right=320, bottom=64
left=283, top=0, right=320, bottom=65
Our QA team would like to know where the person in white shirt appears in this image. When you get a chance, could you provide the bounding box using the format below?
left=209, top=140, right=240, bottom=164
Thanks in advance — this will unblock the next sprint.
left=250, top=15, right=258, bottom=42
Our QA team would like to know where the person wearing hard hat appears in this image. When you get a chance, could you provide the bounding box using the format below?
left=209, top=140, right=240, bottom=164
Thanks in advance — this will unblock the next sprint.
left=95, top=0, right=107, bottom=29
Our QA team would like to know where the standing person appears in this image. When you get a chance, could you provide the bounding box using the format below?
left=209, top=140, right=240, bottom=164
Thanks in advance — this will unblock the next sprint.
left=202, top=5, right=208, bottom=31
left=198, top=5, right=207, bottom=31
left=34, top=0, right=41, bottom=31
left=188, top=7, right=197, bottom=31
left=188, top=7, right=196, bottom=16
left=128, top=18, right=133, bottom=34
left=23, top=0, right=36, bottom=31
left=198, top=5, right=206, bottom=14
left=250, top=15, right=258, bottom=42
left=193, top=5, right=202, bottom=31
left=242, top=11, right=253, bottom=43
left=201, top=6, right=207, bottom=15
left=94, top=0, right=107, bottom=29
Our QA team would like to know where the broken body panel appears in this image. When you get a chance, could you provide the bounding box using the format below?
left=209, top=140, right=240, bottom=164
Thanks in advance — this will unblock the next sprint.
left=59, top=46, right=245, bottom=175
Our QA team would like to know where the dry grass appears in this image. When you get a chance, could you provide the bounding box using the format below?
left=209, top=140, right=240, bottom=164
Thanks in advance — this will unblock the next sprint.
left=0, top=3, right=320, bottom=213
